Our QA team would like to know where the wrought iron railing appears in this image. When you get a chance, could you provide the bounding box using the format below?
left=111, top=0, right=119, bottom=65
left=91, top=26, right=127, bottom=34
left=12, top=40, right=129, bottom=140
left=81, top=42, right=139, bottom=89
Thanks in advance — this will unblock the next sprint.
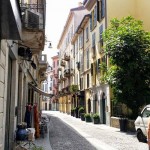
left=20, top=3, right=45, bottom=29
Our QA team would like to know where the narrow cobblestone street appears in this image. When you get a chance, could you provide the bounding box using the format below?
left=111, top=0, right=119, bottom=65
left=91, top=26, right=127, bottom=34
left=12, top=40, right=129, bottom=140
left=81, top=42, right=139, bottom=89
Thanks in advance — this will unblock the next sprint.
left=45, top=111, right=148, bottom=150
left=49, top=115, right=97, bottom=150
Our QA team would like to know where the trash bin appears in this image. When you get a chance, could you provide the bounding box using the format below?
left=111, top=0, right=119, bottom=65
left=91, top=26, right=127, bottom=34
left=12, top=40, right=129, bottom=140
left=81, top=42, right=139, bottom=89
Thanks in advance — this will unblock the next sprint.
left=119, top=118, right=128, bottom=132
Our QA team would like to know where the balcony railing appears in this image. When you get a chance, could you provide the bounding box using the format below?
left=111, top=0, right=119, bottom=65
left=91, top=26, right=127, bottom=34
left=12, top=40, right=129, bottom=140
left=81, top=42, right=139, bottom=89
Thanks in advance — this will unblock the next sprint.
left=60, top=60, right=65, bottom=67
left=64, top=69, right=70, bottom=77
left=58, top=67, right=62, bottom=71
left=64, top=53, right=70, bottom=61
left=60, top=75, right=66, bottom=81
left=20, top=3, right=45, bottom=29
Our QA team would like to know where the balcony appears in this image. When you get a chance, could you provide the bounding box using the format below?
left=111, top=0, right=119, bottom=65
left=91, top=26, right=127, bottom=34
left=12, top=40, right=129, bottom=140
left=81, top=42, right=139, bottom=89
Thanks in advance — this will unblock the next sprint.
left=60, top=75, right=66, bottom=81
left=39, top=54, right=47, bottom=72
left=60, top=60, right=65, bottom=67
left=58, top=67, right=62, bottom=71
left=70, top=69, right=75, bottom=75
left=64, top=53, right=70, bottom=61
left=40, top=72, right=46, bottom=82
left=1, top=0, right=22, bottom=39
left=64, top=69, right=70, bottom=77
left=20, top=3, right=46, bottom=53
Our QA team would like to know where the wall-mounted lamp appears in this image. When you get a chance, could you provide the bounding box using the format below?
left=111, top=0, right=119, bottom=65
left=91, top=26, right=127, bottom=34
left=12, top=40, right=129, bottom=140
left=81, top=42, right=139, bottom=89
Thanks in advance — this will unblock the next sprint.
left=48, top=42, right=52, bottom=48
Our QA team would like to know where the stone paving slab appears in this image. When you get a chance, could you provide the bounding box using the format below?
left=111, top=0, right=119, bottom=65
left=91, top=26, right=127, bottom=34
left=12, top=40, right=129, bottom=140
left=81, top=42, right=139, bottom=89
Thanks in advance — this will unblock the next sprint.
left=45, top=111, right=148, bottom=150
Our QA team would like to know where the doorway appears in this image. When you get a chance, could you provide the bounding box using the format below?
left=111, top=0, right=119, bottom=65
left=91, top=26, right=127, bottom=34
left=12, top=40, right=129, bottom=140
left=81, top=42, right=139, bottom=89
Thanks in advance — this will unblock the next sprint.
left=5, top=57, right=12, bottom=150
left=101, top=92, right=106, bottom=124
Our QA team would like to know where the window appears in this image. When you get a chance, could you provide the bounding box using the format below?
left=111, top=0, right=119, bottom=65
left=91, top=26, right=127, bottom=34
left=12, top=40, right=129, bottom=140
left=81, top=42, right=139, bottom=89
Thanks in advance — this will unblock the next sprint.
left=85, top=26, right=89, bottom=41
left=97, top=58, right=101, bottom=73
left=53, top=61, right=55, bottom=68
left=79, top=33, right=83, bottom=49
left=86, top=48, right=89, bottom=69
left=87, top=74, right=89, bottom=88
left=142, top=107, right=150, bottom=117
left=57, top=60, right=59, bottom=66
left=80, top=53, right=84, bottom=72
left=92, top=33, right=96, bottom=57
left=99, top=24, right=103, bottom=41
left=91, top=63, right=93, bottom=76
left=97, top=0, right=105, bottom=22
left=90, top=5, right=97, bottom=31
left=92, top=33, right=96, bottom=47
left=80, top=77, right=83, bottom=90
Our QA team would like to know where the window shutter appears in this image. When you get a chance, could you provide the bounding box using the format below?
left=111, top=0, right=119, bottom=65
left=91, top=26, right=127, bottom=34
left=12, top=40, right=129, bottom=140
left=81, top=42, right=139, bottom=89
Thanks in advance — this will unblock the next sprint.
left=97, top=0, right=100, bottom=21
left=94, top=5, right=97, bottom=27
left=91, top=63, right=93, bottom=76
left=97, top=58, right=101, bottom=73
left=87, top=74, right=89, bottom=88
left=102, top=0, right=105, bottom=18
left=99, top=24, right=103, bottom=41
left=90, top=13, right=92, bottom=31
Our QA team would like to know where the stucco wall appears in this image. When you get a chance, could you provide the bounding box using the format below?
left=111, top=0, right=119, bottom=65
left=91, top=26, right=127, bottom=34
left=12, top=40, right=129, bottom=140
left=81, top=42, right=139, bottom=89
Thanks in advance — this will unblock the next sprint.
left=107, top=0, right=136, bottom=27
left=0, top=40, right=8, bottom=150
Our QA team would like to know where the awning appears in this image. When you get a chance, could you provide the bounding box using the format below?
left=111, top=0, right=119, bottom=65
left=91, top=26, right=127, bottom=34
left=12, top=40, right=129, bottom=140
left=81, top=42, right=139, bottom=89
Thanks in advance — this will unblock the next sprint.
left=28, top=83, right=54, bottom=98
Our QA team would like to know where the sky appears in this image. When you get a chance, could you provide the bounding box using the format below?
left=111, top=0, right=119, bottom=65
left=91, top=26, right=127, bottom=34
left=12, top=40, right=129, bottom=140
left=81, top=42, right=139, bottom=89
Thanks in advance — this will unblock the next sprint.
left=43, top=0, right=82, bottom=65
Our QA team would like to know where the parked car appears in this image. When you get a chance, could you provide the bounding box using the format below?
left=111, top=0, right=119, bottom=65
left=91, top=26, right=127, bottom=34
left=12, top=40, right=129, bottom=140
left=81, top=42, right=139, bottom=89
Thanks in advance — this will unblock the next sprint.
left=134, top=104, right=150, bottom=143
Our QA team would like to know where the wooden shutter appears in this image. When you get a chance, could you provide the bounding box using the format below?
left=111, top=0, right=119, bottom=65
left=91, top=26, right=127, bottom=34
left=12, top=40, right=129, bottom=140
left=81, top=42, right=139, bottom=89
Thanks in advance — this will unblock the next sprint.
left=97, top=0, right=100, bottom=21
left=90, top=13, right=92, bottom=31
left=91, top=63, right=93, bottom=76
left=94, top=5, right=97, bottom=27
left=87, top=74, right=89, bottom=88
left=97, top=58, right=101, bottom=73
left=102, top=0, right=105, bottom=18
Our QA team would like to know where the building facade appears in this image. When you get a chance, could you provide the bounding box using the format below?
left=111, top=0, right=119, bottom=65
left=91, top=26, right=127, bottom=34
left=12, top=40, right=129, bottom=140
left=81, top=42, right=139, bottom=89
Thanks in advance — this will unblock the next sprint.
left=57, top=4, right=88, bottom=114
left=0, top=0, right=50, bottom=149
left=51, top=54, right=59, bottom=111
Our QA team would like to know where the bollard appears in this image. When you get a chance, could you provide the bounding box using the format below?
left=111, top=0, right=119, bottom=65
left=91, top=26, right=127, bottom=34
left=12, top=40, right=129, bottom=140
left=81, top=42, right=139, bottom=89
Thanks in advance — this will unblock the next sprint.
left=148, top=117, right=150, bottom=150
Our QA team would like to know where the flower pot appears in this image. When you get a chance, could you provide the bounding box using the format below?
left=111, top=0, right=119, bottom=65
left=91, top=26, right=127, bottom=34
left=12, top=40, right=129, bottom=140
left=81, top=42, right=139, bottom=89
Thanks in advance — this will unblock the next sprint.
left=16, top=128, right=27, bottom=141
left=85, top=117, right=92, bottom=122
left=93, top=118, right=100, bottom=124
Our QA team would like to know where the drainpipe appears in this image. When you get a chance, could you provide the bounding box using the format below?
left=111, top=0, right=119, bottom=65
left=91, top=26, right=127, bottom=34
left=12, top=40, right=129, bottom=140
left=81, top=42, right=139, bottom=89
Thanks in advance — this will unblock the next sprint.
left=105, top=0, right=107, bottom=29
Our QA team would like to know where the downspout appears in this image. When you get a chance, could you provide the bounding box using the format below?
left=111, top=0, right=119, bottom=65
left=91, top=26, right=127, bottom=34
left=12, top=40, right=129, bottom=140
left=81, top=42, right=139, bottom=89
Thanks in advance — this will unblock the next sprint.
left=105, top=0, right=107, bottom=29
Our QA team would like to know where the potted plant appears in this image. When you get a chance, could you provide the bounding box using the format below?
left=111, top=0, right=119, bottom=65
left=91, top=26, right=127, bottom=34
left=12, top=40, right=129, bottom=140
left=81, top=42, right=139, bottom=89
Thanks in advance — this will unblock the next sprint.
left=74, top=107, right=79, bottom=118
left=78, top=107, right=84, bottom=118
left=80, top=113, right=85, bottom=121
left=71, top=108, right=75, bottom=117
left=93, top=113, right=100, bottom=124
left=84, top=113, right=92, bottom=122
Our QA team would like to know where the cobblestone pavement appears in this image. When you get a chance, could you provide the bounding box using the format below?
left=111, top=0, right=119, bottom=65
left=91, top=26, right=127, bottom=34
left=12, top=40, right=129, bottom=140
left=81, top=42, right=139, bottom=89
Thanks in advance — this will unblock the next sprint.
left=44, top=111, right=148, bottom=150
left=49, top=115, right=97, bottom=150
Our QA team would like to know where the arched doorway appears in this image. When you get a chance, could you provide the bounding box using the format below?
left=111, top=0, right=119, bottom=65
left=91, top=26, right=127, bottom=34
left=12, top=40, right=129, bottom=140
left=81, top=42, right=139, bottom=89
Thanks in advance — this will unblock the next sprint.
left=101, top=92, right=106, bottom=124
left=88, top=99, right=91, bottom=113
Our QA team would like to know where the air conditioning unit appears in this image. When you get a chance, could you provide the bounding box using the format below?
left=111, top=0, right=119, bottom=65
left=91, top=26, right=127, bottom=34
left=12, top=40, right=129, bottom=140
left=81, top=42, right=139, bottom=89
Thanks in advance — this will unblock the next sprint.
left=22, top=10, right=44, bottom=29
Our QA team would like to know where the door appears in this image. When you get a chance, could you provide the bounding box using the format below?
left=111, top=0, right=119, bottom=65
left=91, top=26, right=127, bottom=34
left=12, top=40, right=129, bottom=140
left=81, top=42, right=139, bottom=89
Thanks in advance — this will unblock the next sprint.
left=5, top=57, right=12, bottom=150
left=45, top=103, right=47, bottom=110
left=101, top=92, right=106, bottom=124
